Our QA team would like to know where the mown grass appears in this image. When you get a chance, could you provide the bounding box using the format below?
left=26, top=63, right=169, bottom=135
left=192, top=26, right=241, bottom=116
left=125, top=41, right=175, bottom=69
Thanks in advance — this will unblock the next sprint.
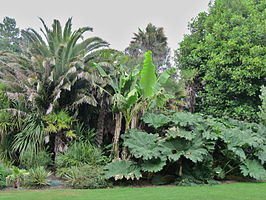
left=0, top=183, right=265, bottom=200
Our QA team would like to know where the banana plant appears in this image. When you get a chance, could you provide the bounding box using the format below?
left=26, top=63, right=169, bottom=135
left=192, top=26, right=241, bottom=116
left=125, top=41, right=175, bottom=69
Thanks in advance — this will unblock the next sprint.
left=98, top=51, right=176, bottom=158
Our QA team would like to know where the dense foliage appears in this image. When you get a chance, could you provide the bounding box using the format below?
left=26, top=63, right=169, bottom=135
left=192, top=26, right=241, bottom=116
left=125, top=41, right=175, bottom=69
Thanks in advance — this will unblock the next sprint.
left=64, top=165, right=110, bottom=189
left=0, top=0, right=265, bottom=189
left=56, top=141, right=106, bottom=168
left=0, top=163, right=10, bottom=189
left=176, top=0, right=266, bottom=121
left=105, top=112, right=266, bottom=183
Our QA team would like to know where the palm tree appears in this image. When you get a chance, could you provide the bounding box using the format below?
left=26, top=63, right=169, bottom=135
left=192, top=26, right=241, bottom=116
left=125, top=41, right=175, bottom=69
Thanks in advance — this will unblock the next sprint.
left=0, top=18, right=110, bottom=161
left=0, top=18, right=110, bottom=113
left=125, top=23, right=170, bottom=68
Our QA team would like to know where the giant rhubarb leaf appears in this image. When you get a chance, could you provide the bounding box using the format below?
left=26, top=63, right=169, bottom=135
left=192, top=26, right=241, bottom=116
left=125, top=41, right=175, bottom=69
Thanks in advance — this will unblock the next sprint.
left=122, top=129, right=165, bottom=160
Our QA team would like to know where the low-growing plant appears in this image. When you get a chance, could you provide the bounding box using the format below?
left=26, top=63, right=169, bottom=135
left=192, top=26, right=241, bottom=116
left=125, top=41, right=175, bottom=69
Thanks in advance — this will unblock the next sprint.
left=20, top=150, right=52, bottom=169
left=6, top=167, right=29, bottom=188
left=0, top=163, right=11, bottom=189
left=56, top=141, right=106, bottom=168
left=64, top=165, right=110, bottom=189
left=27, top=166, right=51, bottom=188
left=56, top=167, right=69, bottom=178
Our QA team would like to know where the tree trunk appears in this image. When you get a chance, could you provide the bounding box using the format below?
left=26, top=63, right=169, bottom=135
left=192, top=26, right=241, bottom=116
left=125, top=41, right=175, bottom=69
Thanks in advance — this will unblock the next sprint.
left=49, top=131, right=68, bottom=168
left=121, top=114, right=138, bottom=160
left=112, top=112, right=122, bottom=159
left=54, top=132, right=67, bottom=154
left=131, top=114, right=138, bottom=129
left=96, top=109, right=106, bottom=147
left=186, top=85, right=196, bottom=113
left=121, top=120, right=130, bottom=160
left=15, top=176, right=19, bottom=188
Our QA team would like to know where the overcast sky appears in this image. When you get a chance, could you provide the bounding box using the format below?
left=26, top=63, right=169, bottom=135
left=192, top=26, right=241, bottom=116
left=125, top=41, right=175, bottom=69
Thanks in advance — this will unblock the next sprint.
left=1, top=0, right=210, bottom=51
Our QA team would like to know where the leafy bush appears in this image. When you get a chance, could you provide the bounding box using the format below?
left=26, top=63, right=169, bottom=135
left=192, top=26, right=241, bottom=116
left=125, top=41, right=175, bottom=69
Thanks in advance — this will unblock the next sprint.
left=64, top=165, right=110, bottom=189
left=0, top=163, right=11, bottom=189
left=74, top=122, right=96, bottom=145
left=20, top=150, right=52, bottom=169
left=6, top=167, right=29, bottom=188
left=56, top=167, right=69, bottom=178
left=56, top=141, right=106, bottom=168
left=176, top=0, right=266, bottom=122
left=105, top=112, right=266, bottom=182
left=27, top=166, right=51, bottom=188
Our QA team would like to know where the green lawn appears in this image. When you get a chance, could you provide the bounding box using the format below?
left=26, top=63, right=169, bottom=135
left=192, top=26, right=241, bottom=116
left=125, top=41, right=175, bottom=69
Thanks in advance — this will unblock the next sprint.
left=0, top=183, right=265, bottom=200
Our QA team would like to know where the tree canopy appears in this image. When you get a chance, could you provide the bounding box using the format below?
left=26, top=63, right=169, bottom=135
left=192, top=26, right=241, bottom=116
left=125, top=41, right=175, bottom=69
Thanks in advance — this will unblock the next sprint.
left=125, top=23, right=170, bottom=69
left=0, top=17, right=23, bottom=53
left=176, top=0, right=266, bottom=122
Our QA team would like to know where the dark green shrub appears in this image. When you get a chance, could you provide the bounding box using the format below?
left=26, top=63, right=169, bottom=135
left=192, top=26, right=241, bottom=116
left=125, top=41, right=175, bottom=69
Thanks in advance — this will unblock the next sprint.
left=56, top=141, right=106, bottom=168
left=20, top=150, right=52, bottom=169
left=27, top=166, right=51, bottom=188
left=74, top=123, right=96, bottom=145
left=151, top=174, right=175, bottom=185
left=0, top=163, right=11, bottom=189
left=64, top=165, right=110, bottom=189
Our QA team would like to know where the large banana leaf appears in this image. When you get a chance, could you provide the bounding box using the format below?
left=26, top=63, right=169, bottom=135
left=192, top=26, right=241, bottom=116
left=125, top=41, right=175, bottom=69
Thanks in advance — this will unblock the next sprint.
left=140, top=51, right=157, bottom=98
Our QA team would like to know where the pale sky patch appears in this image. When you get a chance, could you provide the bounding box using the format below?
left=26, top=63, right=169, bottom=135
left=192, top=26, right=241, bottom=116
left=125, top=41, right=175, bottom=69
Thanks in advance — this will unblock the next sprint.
left=0, top=0, right=210, bottom=50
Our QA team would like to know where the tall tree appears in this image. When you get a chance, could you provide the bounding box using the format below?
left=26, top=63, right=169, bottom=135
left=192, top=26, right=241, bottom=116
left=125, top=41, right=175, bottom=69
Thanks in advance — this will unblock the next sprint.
left=0, top=17, right=22, bottom=53
left=176, top=0, right=266, bottom=121
left=125, top=23, right=170, bottom=68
